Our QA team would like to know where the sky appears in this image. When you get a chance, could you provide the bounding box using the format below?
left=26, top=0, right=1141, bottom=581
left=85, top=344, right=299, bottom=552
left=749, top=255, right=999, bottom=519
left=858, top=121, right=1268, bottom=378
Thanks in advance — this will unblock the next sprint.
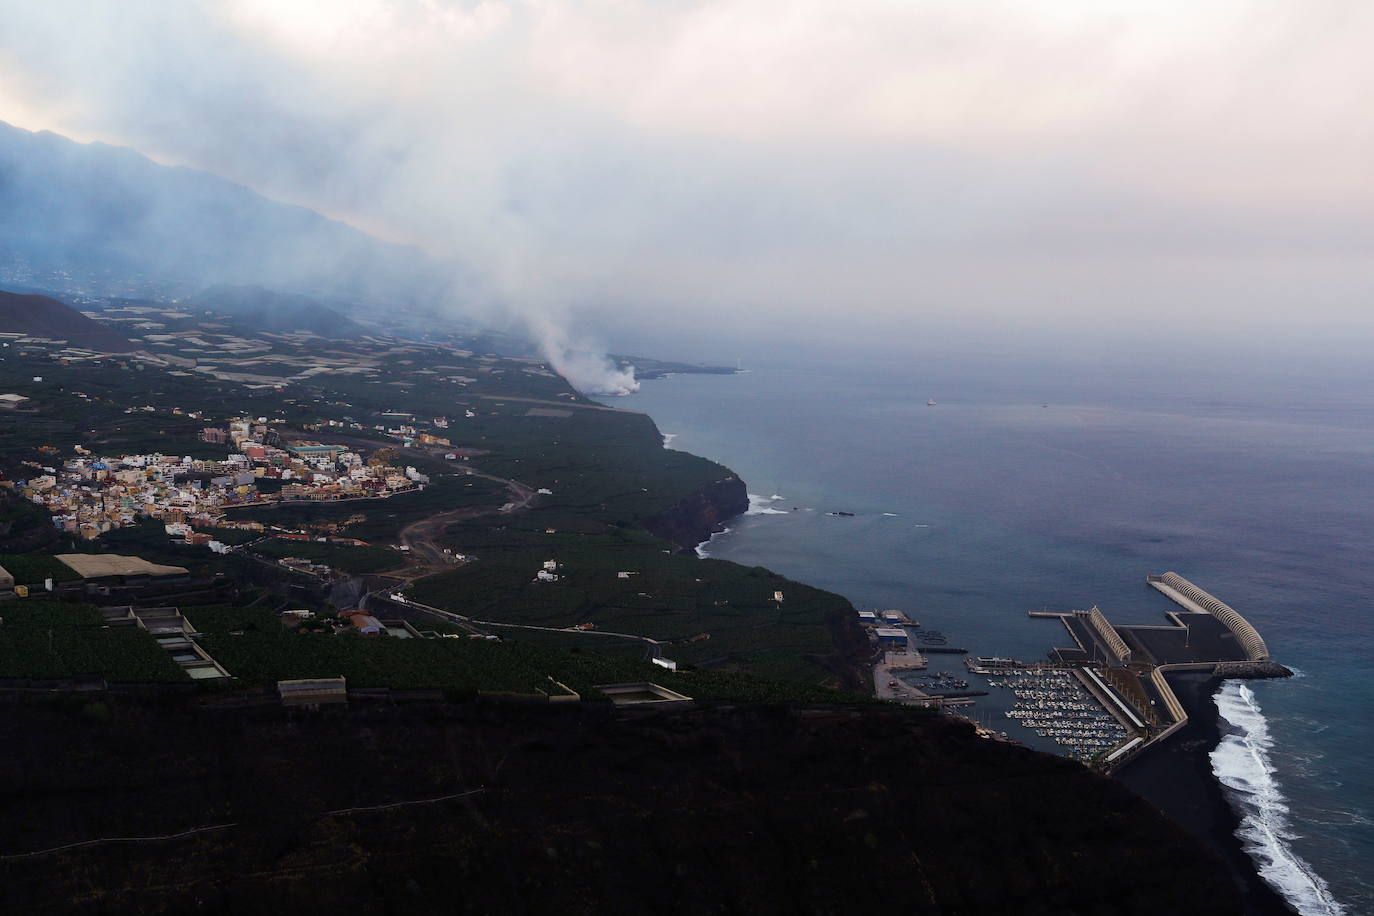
left=1, top=0, right=1372, bottom=360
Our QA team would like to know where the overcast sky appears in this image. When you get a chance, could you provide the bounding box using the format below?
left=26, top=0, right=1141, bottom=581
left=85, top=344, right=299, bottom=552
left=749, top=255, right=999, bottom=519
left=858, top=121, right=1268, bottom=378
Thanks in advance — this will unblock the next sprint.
left=1, top=0, right=1371, bottom=355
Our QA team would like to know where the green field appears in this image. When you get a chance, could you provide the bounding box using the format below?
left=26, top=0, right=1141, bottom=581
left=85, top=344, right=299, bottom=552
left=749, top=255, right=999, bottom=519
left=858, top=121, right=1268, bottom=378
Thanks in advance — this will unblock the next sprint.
left=0, top=600, right=187, bottom=682
left=406, top=525, right=848, bottom=682
left=0, top=553, right=80, bottom=586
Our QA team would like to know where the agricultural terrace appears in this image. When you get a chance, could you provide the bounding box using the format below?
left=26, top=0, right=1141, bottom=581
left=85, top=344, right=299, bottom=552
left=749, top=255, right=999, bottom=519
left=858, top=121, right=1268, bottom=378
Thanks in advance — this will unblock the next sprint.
left=183, top=602, right=866, bottom=704
left=407, top=524, right=849, bottom=683
left=0, top=600, right=187, bottom=682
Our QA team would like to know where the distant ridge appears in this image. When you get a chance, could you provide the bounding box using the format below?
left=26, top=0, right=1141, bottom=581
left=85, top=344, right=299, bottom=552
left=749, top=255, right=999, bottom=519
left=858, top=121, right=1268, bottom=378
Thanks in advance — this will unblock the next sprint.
left=0, top=120, right=456, bottom=305
left=0, top=289, right=134, bottom=352
left=190, top=284, right=365, bottom=338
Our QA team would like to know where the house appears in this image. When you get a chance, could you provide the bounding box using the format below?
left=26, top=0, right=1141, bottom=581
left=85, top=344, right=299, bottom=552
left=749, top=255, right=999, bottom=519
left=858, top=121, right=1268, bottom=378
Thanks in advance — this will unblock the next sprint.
left=340, top=610, right=384, bottom=635
left=0, top=563, right=13, bottom=599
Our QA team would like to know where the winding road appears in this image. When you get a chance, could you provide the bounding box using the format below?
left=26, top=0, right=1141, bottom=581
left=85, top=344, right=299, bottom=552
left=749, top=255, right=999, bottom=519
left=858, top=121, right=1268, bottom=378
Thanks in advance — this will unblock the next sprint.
left=275, top=428, right=661, bottom=658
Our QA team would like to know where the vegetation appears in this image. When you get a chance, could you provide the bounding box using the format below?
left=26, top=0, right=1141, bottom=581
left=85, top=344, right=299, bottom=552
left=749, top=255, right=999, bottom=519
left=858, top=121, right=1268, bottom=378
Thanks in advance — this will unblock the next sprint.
left=225, top=475, right=506, bottom=542
left=0, top=553, right=80, bottom=585
left=194, top=527, right=261, bottom=546
left=248, top=538, right=402, bottom=574
left=406, top=527, right=848, bottom=682
left=180, top=603, right=280, bottom=635
left=0, top=319, right=856, bottom=689
left=0, top=599, right=186, bottom=682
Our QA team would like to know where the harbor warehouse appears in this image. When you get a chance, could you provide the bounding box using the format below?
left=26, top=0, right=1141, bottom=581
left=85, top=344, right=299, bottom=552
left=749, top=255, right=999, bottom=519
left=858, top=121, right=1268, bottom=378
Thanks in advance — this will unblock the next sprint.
left=875, top=627, right=908, bottom=647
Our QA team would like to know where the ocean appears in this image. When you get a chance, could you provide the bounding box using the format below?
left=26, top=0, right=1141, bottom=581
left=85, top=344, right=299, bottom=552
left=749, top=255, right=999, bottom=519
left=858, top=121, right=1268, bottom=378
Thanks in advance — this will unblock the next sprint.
left=622, top=352, right=1374, bottom=915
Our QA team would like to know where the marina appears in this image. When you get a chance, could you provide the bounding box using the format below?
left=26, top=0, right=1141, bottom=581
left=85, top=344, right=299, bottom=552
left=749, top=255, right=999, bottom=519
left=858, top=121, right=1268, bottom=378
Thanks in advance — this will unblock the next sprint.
left=987, top=667, right=1130, bottom=761
left=858, top=576, right=1282, bottom=770
left=868, top=574, right=1289, bottom=768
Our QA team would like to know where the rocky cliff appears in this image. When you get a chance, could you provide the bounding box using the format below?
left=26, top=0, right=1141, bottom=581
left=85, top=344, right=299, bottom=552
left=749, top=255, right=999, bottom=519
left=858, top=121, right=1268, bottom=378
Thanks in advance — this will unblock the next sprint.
left=642, top=473, right=748, bottom=551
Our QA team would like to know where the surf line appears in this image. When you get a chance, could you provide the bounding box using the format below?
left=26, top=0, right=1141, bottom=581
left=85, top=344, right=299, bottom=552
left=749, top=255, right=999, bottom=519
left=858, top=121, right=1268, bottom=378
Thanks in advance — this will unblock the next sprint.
left=1210, top=681, right=1346, bottom=916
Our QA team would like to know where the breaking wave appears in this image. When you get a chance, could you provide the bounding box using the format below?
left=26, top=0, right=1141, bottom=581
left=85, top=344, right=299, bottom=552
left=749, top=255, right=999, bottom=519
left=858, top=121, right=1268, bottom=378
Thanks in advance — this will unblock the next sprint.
left=1210, top=681, right=1346, bottom=915
left=694, top=526, right=732, bottom=558
left=746, top=494, right=789, bottom=516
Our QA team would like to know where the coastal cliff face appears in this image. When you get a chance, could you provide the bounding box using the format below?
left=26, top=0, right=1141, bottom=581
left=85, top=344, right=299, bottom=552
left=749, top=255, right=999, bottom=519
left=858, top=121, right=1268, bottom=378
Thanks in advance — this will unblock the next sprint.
left=0, top=698, right=1243, bottom=915
left=642, top=473, right=748, bottom=550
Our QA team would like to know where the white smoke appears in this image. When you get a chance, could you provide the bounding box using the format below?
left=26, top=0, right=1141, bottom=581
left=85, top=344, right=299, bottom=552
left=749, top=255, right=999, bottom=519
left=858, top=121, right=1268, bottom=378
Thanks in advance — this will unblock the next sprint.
left=525, top=312, right=639, bottom=397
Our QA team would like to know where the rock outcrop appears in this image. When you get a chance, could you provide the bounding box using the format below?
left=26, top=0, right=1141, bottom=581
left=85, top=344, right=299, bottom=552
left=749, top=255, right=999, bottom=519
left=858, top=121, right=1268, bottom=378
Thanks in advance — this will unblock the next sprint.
left=1212, top=660, right=1293, bottom=679
left=642, top=473, right=748, bottom=551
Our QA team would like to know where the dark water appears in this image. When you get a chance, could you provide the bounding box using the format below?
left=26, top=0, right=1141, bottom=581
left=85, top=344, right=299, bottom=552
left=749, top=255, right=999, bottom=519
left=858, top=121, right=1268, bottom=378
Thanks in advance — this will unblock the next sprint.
left=623, top=356, right=1374, bottom=914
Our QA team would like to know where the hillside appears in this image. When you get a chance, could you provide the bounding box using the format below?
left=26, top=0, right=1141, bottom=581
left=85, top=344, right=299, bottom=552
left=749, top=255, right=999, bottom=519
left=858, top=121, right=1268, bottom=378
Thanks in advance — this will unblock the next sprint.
left=189, top=284, right=366, bottom=338
left=0, top=697, right=1243, bottom=915
left=0, top=120, right=452, bottom=305
left=0, top=290, right=134, bottom=351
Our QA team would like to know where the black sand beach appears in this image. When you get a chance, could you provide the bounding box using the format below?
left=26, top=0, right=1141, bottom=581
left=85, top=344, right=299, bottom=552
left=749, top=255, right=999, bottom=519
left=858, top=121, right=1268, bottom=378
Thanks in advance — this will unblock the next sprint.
left=1117, top=674, right=1293, bottom=915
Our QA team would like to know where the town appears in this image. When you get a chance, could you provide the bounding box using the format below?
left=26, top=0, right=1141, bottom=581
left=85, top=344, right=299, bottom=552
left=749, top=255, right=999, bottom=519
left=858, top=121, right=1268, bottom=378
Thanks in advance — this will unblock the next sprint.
left=16, top=418, right=430, bottom=542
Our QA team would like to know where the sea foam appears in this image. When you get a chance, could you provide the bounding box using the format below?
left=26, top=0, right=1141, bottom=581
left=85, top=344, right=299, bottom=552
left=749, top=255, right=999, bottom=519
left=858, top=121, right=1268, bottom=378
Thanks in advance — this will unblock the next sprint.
left=745, top=494, right=789, bottom=516
left=1210, top=681, right=1346, bottom=915
left=695, top=526, right=732, bottom=558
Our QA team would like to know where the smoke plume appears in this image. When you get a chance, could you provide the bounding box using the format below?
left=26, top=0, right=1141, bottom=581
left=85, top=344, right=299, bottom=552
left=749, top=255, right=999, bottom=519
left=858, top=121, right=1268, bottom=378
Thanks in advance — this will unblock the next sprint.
left=525, top=312, right=638, bottom=397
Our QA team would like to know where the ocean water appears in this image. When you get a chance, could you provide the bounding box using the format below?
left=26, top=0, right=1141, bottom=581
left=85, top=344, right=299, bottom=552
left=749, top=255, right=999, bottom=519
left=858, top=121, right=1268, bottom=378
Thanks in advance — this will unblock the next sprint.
left=622, top=354, right=1374, bottom=915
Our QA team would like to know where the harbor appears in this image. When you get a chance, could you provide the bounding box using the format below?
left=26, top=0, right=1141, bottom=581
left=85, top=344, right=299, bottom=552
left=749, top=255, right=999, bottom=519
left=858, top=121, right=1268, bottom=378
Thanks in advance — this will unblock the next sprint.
left=863, top=572, right=1286, bottom=770
left=990, top=667, right=1129, bottom=761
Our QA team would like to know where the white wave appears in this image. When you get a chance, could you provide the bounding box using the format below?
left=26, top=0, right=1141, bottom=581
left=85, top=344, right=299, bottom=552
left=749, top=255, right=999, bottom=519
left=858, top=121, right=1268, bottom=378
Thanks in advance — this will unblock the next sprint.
left=745, top=493, right=789, bottom=516
left=769, top=493, right=785, bottom=501
left=695, top=526, right=732, bottom=558
left=881, top=512, right=899, bottom=517
left=1210, top=681, right=1347, bottom=916
left=913, top=524, right=930, bottom=528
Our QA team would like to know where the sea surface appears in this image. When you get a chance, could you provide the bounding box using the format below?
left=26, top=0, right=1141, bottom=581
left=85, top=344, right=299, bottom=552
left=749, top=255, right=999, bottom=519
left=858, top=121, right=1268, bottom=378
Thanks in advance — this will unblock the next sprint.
left=622, top=353, right=1374, bottom=915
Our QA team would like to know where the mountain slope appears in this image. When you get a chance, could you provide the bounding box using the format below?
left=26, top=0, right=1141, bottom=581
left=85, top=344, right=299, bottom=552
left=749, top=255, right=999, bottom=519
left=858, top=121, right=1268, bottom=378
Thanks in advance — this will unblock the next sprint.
left=0, top=698, right=1244, bottom=915
left=190, top=284, right=366, bottom=338
left=0, top=290, right=134, bottom=351
left=0, top=120, right=453, bottom=305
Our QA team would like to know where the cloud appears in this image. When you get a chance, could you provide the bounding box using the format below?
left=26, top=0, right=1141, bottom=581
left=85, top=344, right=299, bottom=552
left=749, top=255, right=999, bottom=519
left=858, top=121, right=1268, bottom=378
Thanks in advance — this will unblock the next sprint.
left=1, top=0, right=1372, bottom=348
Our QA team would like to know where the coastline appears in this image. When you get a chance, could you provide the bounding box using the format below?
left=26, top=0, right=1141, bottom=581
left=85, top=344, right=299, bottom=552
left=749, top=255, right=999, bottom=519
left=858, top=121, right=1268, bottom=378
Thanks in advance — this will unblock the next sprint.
left=1116, top=673, right=1294, bottom=915
left=633, top=371, right=1327, bottom=912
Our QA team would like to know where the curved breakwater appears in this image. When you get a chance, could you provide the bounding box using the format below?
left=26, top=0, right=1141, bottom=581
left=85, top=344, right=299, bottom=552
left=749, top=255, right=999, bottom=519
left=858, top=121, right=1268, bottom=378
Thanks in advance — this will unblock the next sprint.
left=1211, top=681, right=1346, bottom=916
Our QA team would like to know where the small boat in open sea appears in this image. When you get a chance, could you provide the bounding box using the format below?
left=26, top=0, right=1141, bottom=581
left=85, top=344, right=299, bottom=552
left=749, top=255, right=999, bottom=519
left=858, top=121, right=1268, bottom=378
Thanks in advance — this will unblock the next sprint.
left=927, top=398, right=937, bottom=406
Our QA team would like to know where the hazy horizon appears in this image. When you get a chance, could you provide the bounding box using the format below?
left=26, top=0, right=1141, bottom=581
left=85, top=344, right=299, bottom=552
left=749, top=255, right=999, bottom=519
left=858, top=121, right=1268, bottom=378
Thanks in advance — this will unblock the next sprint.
left=2, top=1, right=1373, bottom=367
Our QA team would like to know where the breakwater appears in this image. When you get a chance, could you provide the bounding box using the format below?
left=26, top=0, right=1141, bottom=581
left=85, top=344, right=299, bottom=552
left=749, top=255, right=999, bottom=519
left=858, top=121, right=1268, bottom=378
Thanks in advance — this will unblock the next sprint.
left=1147, top=572, right=1270, bottom=661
